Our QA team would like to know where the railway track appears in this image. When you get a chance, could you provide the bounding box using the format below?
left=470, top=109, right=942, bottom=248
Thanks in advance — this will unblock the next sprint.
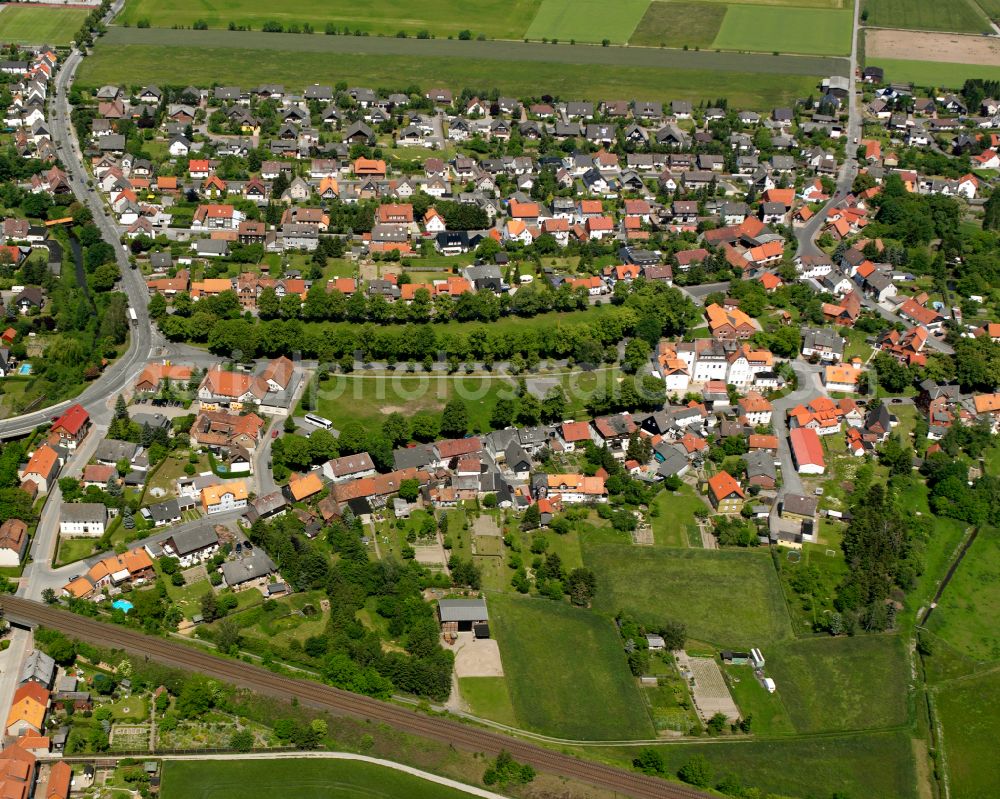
left=2, top=597, right=710, bottom=799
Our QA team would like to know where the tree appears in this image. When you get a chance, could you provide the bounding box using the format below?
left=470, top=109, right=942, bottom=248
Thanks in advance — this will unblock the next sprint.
left=706, top=711, right=728, bottom=735
left=41, top=588, right=57, bottom=605
left=520, top=503, right=540, bottom=530
left=566, top=567, right=597, bottom=606
left=398, top=478, right=419, bottom=502
left=632, top=748, right=665, bottom=775
left=490, top=397, right=516, bottom=430
left=440, top=397, right=469, bottom=438
left=215, top=617, right=242, bottom=653
left=200, top=591, right=220, bottom=622
left=677, top=755, right=713, bottom=788
left=113, top=394, right=128, bottom=421
left=660, top=618, right=686, bottom=651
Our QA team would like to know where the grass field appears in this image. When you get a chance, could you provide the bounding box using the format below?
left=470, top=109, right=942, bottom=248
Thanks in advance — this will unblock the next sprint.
left=630, top=1, right=726, bottom=48
left=309, top=368, right=614, bottom=434
left=713, top=5, right=853, bottom=55
left=934, top=668, right=1000, bottom=799
left=863, top=0, right=990, bottom=32
left=649, top=484, right=703, bottom=547
left=926, top=526, right=1000, bottom=663
left=55, top=536, right=96, bottom=567
left=488, top=593, right=654, bottom=740
left=120, top=0, right=541, bottom=38
left=525, top=0, right=649, bottom=43
left=79, top=29, right=835, bottom=108
left=159, top=758, right=480, bottom=799
left=584, top=544, right=793, bottom=646
left=976, top=0, right=1000, bottom=19
left=870, top=58, right=1000, bottom=88
left=0, top=5, right=88, bottom=45
left=458, top=676, right=518, bottom=726
left=767, top=635, right=910, bottom=733
left=598, top=731, right=919, bottom=799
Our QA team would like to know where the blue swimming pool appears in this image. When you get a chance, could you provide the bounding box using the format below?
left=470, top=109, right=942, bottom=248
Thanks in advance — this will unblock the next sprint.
left=17, top=364, right=31, bottom=375
left=112, top=599, right=133, bottom=613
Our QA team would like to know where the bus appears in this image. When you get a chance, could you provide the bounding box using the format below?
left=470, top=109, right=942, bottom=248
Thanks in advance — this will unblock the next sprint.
left=128, top=307, right=138, bottom=325
left=304, top=413, right=333, bottom=430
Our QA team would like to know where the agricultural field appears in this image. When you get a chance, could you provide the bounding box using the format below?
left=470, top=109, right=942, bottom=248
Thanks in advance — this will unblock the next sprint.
left=926, top=526, right=1000, bottom=662
left=120, top=0, right=542, bottom=39
left=525, top=0, right=650, bottom=43
left=712, top=5, right=853, bottom=55
left=723, top=662, right=795, bottom=734
left=0, top=5, right=88, bottom=45
left=584, top=544, right=793, bottom=646
left=766, top=635, right=910, bottom=733
left=869, top=58, right=1000, bottom=89
left=78, top=31, right=832, bottom=108
left=159, top=758, right=481, bottom=799
left=488, top=593, right=654, bottom=740
left=629, top=2, right=726, bottom=49
left=933, top=666, right=1000, bottom=798
left=863, top=0, right=991, bottom=32
left=598, top=730, right=919, bottom=799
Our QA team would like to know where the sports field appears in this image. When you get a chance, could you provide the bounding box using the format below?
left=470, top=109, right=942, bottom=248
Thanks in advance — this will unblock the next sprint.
left=869, top=58, right=1000, bottom=87
left=713, top=5, right=853, bottom=55
left=926, top=526, right=1000, bottom=662
left=583, top=544, right=793, bottom=646
left=629, top=1, right=726, bottom=48
left=160, top=758, right=480, bottom=798
left=488, top=593, right=654, bottom=740
left=863, top=0, right=990, bottom=32
left=78, top=42, right=828, bottom=108
left=0, top=5, right=88, bottom=45
left=767, top=635, right=910, bottom=733
left=120, top=0, right=542, bottom=38
left=525, top=0, right=650, bottom=43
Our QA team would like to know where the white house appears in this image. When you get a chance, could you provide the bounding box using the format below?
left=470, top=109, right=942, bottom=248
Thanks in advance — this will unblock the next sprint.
left=59, top=503, right=108, bottom=537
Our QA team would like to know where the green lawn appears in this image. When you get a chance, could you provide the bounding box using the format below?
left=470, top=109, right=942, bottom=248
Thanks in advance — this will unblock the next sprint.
left=976, top=0, right=1000, bottom=19
left=120, top=0, right=541, bottom=38
left=926, top=526, right=1000, bottom=663
left=712, top=5, right=853, bottom=55
left=488, top=593, right=654, bottom=740
left=723, top=662, right=795, bottom=735
left=766, top=635, right=911, bottom=733
left=863, top=0, right=990, bottom=32
left=870, top=58, right=1000, bottom=89
left=310, top=368, right=616, bottom=435
left=598, top=730, right=919, bottom=799
left=458, top=676, right=518, bottom=726
left=934, top=668, right=1000, bottom=799
left=55, top=536, right=97, bottom=568
left=649, top=484, right=703, bottom=547
left=101, top=696, right=150, bottom=722
left=162, top=576, right=214, bottom=620
left=0, top=5, right=88, bottom=45
left=525, top=0, right=650, bottom=43
left=630, top=1, right=727, bottom=48
left=584, top=544, right=793, bottom=646
left=78, top=42, right=828, bottom=109
left=159, top=758, right=481, bottom=799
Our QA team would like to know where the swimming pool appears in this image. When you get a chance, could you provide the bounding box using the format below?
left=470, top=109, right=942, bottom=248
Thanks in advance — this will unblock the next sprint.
left=112, top=599, right=133, bottom=613
left=17, top=364, right=31, bottom=375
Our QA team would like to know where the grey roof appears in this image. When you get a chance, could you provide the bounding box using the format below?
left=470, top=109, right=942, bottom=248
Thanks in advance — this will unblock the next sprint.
left=802, top=328, right=845, bottom=355
left=20, top=649, right=55, bottom=686
left=438, top=598, right=488, bottom=622
left=657, top=448, right=689, bottom=478
left=165, top=524, right=219, bottom=556
left=146, top=499, right=181, bottom=523
left=60, top=503, right=107, bottom=523
left=325, top=452, right=375, bottom=477
left=130, top=412, right=171, bottom=430
left=782, top=493, right=818, bottom=517
left=221, top=551, right=276, bottom=585
left=95, top=438, right=140, bottom=464
left=746, top=450, right=777, bottom=481
left=393, top=444, right=436, bottom=471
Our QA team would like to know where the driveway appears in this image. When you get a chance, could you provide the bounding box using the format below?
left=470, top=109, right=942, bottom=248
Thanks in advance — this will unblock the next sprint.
left=770, top=361, right=824, bottom=500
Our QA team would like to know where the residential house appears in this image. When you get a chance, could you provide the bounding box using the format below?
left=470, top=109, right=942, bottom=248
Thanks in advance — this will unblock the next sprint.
left=58, top=503, right=108, bottom=537
left=707, top=471, right=744, bottom=513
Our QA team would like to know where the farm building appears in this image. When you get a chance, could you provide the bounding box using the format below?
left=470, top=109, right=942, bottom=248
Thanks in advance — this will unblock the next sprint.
left=438, top=598, right=489, bottom=637
left=789, top=427, right=826, bottom=474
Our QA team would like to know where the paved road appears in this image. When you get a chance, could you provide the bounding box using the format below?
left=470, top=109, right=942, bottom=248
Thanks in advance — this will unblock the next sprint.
left=0, top=3, right=155, bottom=439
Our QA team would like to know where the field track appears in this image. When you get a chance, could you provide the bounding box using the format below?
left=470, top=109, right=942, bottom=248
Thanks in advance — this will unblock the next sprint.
left=99, top=26, right=847, bottom=76
left=2, top=597, right=709, bottom=799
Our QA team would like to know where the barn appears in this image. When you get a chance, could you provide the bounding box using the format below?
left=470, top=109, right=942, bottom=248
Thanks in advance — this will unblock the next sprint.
left=438, top=598, right=489, bottom=638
